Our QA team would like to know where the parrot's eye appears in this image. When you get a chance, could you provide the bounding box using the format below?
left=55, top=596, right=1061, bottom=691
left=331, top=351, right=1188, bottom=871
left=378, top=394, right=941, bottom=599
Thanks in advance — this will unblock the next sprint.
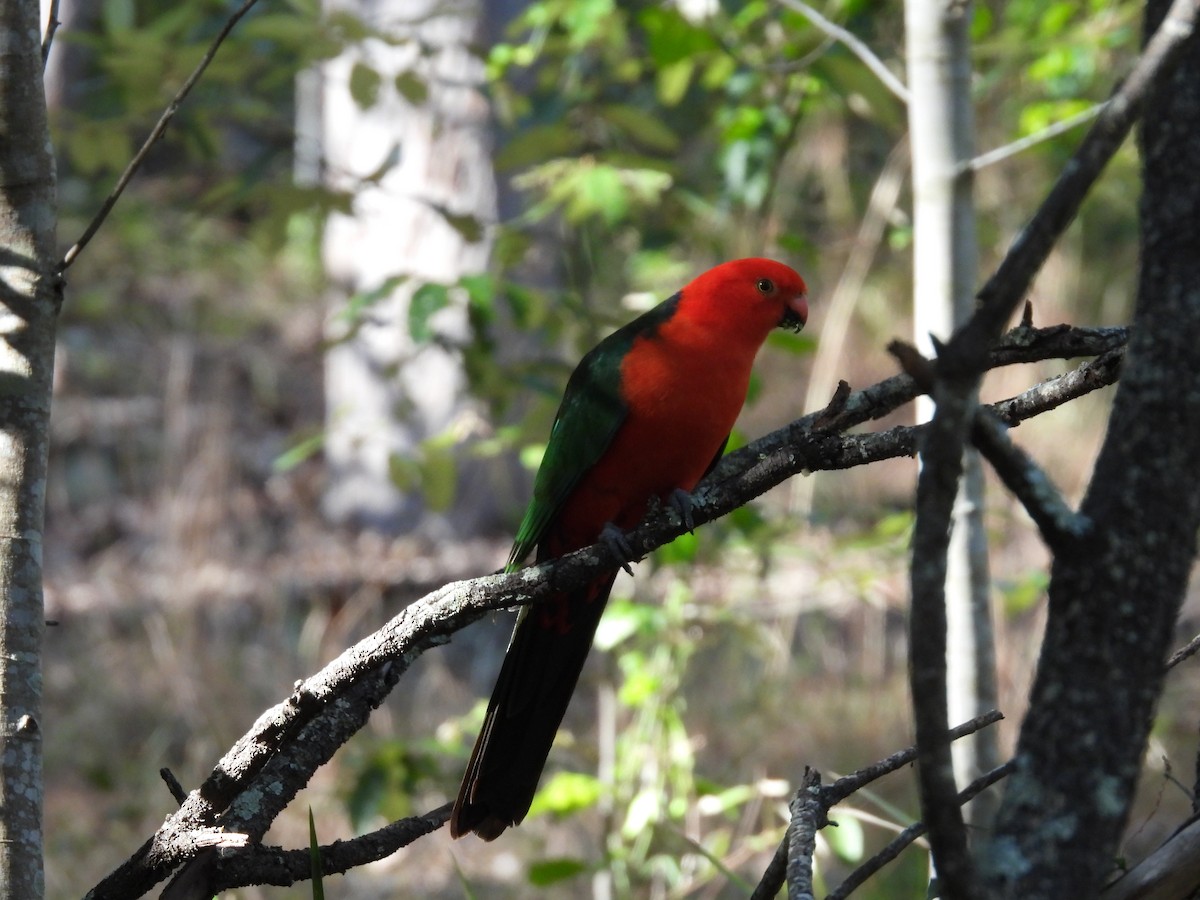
left=756, top=278, right=775, bottom=294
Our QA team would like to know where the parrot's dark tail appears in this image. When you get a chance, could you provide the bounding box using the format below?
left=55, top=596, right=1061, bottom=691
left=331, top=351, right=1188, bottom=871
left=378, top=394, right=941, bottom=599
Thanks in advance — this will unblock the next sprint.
left=450, top=571, right=618, bottom=840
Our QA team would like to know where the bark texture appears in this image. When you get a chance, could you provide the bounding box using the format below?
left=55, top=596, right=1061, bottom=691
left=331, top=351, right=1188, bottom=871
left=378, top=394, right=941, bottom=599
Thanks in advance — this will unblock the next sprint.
left=981, top=2, right=1200, bottom=894
left=0, top=0, right=58, bottom=896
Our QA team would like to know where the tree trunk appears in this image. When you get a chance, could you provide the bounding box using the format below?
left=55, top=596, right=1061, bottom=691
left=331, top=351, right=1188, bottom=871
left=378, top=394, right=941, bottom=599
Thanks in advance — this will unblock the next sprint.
left=981, top=1, right=1200, bottom=894
left=319, top=0, right=499, bottom=536
left=0, top=0, right=58, bottom=895
left=905, top=0, right=1000, bottom=834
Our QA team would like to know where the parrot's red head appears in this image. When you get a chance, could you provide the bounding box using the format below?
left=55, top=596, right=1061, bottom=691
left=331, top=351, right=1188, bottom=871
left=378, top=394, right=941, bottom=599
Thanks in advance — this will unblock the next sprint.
left=677, top=258, right=809, bottom=349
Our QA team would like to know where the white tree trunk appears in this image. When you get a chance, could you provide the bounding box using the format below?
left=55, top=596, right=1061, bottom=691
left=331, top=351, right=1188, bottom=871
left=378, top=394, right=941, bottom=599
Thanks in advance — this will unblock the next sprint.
left=320, top=0, right=497, bottom=535
left=0, top=1, right=57, bottom=895
left=905, top=0, right=999, bottom=830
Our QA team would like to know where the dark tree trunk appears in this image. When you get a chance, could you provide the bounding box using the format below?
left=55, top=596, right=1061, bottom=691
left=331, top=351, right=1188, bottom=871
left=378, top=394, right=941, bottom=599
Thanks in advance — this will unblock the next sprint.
left=981, top=2, right=1200, bottom=895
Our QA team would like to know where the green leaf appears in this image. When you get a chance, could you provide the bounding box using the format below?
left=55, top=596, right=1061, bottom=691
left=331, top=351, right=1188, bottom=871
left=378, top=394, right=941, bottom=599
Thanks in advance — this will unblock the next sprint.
left=600, top=104, right=681, bottom=153
left=527, top=771, right=602, bottom=818
left=637, top=6, right=718, bottom=65
left=1002, top=571, right=1050, bottom=615
left=826, top=812, right=865, bottom=863
left=595, top=597, right=646, bottom=650
left=408, top=283, right=450, bottom=342
left=395, top=70, right=429, bottom=104
left=528, top=858, right=589, bottom=886
left=349, top=61, right=383, bottom=109
left=419, top=442, right=457, bottom=512
left=765, top=330, right=817, bottom=355
left=272, top=432, right=325, bottom=473
left=430, top=205, right=485, bottom=243
left=656, top=58, right=695, bottom=107
left=622, top=787, right=662, bottom=837
left=654, top=529, right=698, bottom=565
left=495, top=124, right=586, bottom=171
left=308, top=808, right=325, bottom=900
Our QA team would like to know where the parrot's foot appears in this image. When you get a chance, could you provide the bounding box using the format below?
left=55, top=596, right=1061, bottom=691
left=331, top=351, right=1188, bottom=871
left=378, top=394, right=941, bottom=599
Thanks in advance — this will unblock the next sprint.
left=599, top=522, right=636, bottom=575
left=667, top=489, right=696, bottom=532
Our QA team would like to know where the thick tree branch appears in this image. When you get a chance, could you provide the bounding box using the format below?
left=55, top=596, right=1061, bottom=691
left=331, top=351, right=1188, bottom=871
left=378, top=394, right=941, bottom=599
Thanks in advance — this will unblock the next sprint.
left=187, top=806, right=451, bottom=893
left=86, top=328, right=1122, bottom=897
left=786, top=768, right=825, bottom=900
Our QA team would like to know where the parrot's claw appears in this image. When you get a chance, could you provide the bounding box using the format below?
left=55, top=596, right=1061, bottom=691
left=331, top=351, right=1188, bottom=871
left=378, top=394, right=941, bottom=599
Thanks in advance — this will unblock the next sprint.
left=668, top=489, right=696, bottom=533
left=599, top=522, right=636, bottom=575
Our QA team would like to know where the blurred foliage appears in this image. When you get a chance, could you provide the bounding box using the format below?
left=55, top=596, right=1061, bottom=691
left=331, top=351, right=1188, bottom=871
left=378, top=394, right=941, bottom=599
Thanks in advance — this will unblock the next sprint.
left=42, top=0, right=1154, bottom=896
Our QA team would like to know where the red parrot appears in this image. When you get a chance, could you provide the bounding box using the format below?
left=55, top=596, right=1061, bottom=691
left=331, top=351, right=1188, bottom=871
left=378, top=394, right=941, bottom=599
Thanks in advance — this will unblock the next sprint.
left=450, top=258, right=809, bottom=840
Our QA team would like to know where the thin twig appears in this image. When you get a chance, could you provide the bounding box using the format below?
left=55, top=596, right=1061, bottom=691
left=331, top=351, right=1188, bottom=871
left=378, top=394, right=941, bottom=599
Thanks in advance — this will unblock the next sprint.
left=159, top=768, right=188, bottom=807
left=59, top=0, right=262, bottom=271
left=776, top=0, right=909, bottom=103
left=828, top=762, right=1015, bottom=900
left=41, top=0, right=61, bottom=69
left=824, top=710, right=1004, bottom=806
left=1166, top=633, right=1200, bottom=670
left=750, top=712, right=1004, bottom=900
left=966, top=102, right=1107, bottom=173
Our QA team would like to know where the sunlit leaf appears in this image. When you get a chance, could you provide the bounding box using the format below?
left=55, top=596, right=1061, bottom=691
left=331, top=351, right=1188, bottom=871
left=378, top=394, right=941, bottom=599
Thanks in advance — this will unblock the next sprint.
left=826, top=811, right=865, bottom=862
left=528, top=771, right=602, bottom=818
left=528, top=858, right=589, bottom=886
left=656, top=58, right=694, bottom=107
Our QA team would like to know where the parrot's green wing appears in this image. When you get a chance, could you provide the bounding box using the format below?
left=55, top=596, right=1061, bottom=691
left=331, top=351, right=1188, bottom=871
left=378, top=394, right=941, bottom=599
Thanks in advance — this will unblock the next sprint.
left=507, top=295, right=681, bottom=570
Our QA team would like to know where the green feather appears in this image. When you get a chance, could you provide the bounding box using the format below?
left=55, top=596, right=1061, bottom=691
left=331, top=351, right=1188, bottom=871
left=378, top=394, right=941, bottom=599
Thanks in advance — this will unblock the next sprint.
left=507, top=294, right=681, bottom=569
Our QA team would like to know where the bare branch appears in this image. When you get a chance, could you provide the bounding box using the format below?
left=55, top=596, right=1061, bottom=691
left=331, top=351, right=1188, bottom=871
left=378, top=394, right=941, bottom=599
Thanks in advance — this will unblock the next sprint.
left=825, top=710, right=1004, bottom=806
left=201, top=806, right=450, bottom=893
left=971, top=411, right=1091, bottom=554
left=1101, top=814, right=1200, bottom=898
left=828, top=762, right=1014, bottom=900
left=751, top=712, right=1004, bottom=900
left=41, top=0, right=60, bottom=68
left=1167, top=634, right=1200, bottom=670
left=59, top=0, right=262, bottom=271
left=966, top=102, right=1106, bottom=173
left=786, top=768, right=825, bottom=900
left=775, top=0, right=909, bottom=103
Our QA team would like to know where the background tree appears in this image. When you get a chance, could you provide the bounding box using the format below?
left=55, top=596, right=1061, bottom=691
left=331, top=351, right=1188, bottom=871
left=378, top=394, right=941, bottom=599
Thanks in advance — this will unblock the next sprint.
left=0, top=0, right=57, bottom=896
left=904, top=0, right=999, bottom=832
left=318, top=0, right=507, bottom=535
